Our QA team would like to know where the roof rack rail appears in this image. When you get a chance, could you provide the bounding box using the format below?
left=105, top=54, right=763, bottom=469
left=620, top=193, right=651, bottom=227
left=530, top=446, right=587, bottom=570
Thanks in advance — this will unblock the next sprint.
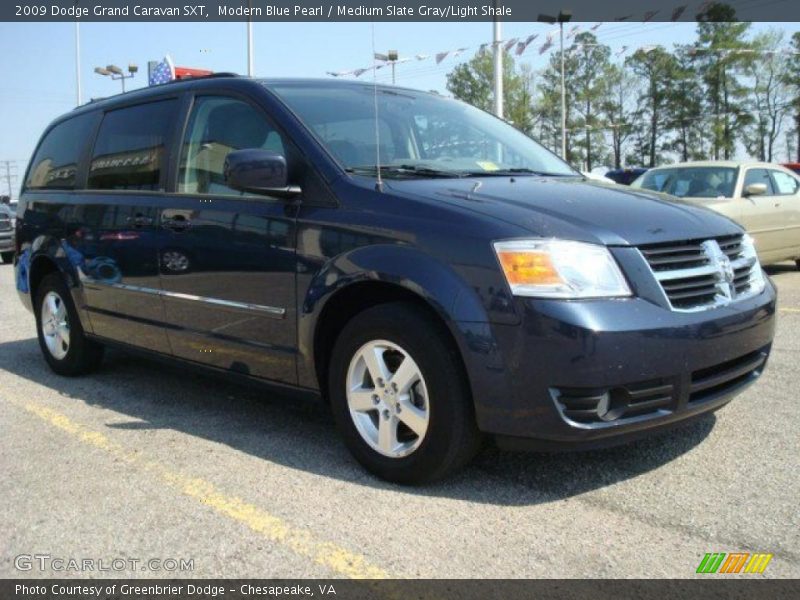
left=73, top=72, right=242, bottom=108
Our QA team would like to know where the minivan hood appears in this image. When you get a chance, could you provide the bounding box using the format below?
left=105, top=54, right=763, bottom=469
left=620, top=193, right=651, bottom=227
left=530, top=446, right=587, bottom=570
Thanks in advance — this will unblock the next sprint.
left=385, top=176, right=742, bottom=246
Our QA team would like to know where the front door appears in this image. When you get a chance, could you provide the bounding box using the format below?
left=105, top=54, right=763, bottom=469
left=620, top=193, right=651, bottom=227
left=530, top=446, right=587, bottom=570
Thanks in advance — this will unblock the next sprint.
left=158, top=94, right=298, bottom=383
left=738, top=168, right=790, bottom=257
left=766, top=168, right=800, bottom=259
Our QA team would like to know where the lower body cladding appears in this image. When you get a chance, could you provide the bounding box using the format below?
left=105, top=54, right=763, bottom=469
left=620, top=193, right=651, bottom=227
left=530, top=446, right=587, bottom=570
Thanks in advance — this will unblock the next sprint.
left=457, top=280, right=777, bottom=450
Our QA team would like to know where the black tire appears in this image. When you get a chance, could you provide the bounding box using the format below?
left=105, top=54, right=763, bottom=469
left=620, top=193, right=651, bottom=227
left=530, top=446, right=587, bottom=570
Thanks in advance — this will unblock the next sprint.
left=1, top=251, right=13, bottom=264
left=328, top=302, right=482, bottom=484
left=796, top=259, right=800, bottom=271
left=35, top=272, right=104, bottom=376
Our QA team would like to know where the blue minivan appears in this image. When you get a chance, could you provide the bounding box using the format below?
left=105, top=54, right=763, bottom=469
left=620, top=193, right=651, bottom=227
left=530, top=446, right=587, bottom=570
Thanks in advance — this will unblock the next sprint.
left=15, top=76, right=776, bottom=483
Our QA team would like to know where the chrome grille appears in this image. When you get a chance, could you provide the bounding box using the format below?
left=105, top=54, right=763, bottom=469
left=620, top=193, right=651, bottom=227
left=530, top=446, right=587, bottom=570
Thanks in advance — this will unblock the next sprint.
left=0, top=215, right=10, bottom=232
left=639, top=234, right=762, bottom=312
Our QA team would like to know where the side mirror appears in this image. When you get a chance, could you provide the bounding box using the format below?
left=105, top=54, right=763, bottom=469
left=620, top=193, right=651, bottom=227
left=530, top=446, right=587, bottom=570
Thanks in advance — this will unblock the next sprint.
left=223, top=149, right=301, bottom=199
left=744, top=183, right=768, bottom=197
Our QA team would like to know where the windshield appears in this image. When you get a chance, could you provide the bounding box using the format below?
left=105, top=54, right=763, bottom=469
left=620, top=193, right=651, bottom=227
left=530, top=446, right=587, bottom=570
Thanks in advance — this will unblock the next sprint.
left=267, top=83, right=577, bottom=178
left=632, top=167, right=738, bottom=198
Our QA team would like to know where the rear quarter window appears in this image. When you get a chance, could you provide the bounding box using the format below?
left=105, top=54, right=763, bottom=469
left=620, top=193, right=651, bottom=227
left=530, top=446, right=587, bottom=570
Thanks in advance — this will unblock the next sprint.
left=26, top=113, right=96, bottom=190
left=769, top=170, right=799, bottom=195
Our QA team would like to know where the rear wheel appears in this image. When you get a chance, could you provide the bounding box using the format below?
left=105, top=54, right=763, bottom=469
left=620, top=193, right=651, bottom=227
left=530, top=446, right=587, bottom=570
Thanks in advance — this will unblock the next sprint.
left=35, top=273, right=103, bottom=376
left=328, top=302, right=481, bottom=484
left=1, top=251, right=13, bottom=264
left=795, top=259, right=800, bottom=271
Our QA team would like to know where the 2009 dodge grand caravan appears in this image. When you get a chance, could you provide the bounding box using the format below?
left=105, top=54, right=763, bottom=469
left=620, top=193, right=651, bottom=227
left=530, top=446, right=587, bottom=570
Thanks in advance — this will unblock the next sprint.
left=15, top=75, right=776, bottom=483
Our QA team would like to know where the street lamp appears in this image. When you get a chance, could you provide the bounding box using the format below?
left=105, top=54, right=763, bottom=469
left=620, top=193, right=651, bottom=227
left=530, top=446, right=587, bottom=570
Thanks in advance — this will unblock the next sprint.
left=374, top=50, right=399, bottom=84
left=538, top=10, right=572, bottom=161
left=94, top=63, right=138, bottom=93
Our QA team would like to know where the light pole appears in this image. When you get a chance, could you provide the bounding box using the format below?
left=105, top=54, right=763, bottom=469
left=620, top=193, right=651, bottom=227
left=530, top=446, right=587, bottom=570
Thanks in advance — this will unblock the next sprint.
left=492, top=19, right=503, bottom=118
left=538, top=10, right=572, bottom=160
left=492, top=6, right=503, bottom=118
left=374, top=50, right=399, bottom=84
left=94, top=64, right=138, bottom=93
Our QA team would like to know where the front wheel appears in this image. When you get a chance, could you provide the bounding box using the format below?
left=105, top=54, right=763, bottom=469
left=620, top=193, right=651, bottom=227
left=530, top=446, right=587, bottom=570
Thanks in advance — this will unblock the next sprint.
left=328, top=302, right=481, bottom=484
left=35, top=273, right=104, bottom=376
left=1, top=251, right=13, bottom=264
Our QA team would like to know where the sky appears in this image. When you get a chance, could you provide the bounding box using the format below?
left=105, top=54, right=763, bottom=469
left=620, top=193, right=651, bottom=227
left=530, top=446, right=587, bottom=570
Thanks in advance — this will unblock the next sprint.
left=0, top=20, right=797, bottom=197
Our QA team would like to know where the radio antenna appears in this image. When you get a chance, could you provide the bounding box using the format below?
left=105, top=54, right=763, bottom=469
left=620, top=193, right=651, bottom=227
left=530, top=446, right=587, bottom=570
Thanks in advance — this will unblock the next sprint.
left=370, top=17, right=384, bottom=192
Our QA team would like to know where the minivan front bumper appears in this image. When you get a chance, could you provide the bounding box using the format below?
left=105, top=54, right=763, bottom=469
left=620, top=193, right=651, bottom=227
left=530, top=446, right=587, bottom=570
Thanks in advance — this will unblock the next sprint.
left=460, top=279, right=777, bottom=449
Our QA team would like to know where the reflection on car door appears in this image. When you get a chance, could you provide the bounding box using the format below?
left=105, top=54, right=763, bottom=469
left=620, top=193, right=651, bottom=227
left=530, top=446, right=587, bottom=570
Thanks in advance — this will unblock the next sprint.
left=68, top=100, right=176, bottom=353
left=738, top=168, right=787, bottom=258
left=767, top=169, right=800, bottom=259
left=158, top=94, right=298, bottom=383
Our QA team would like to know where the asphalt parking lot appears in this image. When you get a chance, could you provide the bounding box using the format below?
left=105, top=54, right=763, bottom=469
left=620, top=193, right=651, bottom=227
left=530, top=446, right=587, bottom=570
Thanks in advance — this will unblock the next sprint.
left=1, top=263, right=799, bottom=580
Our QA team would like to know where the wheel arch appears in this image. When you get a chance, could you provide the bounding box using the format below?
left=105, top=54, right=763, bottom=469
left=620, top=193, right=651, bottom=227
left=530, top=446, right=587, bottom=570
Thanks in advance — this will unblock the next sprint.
left=22, top=236, right=88, bottom=326
left=312, top=280, right=471, bottom=399
left=298, top=244, right=493, bottom=401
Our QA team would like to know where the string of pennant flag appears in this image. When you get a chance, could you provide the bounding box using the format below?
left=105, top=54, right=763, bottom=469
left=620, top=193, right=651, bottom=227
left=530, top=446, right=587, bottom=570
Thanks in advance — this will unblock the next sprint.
left=326, top=0, right=796, bottom=79
left=327, top=22, right=591, bottom=77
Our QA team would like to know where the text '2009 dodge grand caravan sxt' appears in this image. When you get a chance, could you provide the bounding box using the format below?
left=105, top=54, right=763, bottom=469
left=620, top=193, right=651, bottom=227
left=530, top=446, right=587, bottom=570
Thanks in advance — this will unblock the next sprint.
left=15, top=75, right=776, bottom=483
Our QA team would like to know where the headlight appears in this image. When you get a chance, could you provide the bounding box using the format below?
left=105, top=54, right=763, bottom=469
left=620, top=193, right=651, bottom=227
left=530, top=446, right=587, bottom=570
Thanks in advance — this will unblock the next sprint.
left=741, top=234, right=766, bottom=295
left=493, top=239, right=632, bottom=299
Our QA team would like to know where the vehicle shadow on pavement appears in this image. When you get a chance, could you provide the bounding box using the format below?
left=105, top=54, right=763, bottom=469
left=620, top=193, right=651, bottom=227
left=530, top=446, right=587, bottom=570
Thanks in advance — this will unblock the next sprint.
left=0, top=337, right=714, bottom=505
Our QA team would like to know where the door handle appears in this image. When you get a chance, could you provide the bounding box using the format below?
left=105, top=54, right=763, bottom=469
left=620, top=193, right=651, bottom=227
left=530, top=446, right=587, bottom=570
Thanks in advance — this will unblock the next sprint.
left=126, top=214, right=153, bottom=227
left=162, top=214, right=192, bottom=232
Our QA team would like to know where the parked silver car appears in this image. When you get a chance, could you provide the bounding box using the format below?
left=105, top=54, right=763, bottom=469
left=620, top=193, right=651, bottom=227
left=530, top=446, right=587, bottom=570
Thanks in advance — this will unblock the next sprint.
left=0, top=203, right=15, bottom=263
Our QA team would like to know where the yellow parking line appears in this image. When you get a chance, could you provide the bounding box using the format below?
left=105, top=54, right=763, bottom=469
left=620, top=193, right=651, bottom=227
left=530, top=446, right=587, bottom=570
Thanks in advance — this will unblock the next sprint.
left=12, top=400, right=389, bottom=580
left=779, top=308, right=800, bottom=313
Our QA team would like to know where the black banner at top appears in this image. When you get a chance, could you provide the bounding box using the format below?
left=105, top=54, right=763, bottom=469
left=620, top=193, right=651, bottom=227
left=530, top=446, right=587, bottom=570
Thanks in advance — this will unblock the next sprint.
left=5, top=0, right=800, bottom=22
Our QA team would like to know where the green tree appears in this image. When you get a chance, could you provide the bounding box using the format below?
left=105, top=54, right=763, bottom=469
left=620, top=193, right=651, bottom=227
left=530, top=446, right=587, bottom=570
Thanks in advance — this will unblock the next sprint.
left=533, top=75, right=562, bottom=154
left=599, top=63, right=637, bottom=169
left=446, top=49, right=534, bottom=134
left=535, top=46, right=580, bottom=163
left=666, top=47, right=708, bottom=162
left=627, top=47, right=680, bottom=167
left=743, top=30, right=791, bottom=162
left=784, top=31, right=800, bottom=161
left=694, top=3, right=752, bottom=160
left=569, top=33, right=613, bottom=171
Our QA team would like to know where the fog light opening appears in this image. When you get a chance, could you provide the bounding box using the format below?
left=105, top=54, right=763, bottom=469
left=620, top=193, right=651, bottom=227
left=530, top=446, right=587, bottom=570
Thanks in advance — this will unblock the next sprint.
left=597, top=389, right=628, bottom=422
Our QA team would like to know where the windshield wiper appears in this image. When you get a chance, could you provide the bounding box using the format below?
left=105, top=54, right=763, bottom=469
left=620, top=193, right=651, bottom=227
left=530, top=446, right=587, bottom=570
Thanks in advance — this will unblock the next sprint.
left=462, top=168, right=577, bottom=177
left=346, top=165, right=466, bottom=178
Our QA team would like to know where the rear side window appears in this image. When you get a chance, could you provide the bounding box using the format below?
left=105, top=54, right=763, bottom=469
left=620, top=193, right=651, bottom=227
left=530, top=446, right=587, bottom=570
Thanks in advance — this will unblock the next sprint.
left=769, top=170, right=799, bottom=195
left=88, top=100, right=176, bottom=191
left=26, top=113, right=95, bottom=190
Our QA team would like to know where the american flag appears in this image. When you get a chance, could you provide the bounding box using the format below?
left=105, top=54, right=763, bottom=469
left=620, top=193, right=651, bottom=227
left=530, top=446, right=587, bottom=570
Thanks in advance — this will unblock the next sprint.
left=148, top=55, right=175, bottom=86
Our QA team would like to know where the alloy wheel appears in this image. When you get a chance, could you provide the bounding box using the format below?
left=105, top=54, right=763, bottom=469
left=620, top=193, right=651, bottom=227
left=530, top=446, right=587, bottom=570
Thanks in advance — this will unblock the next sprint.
left=346, top=339, right=430, bottom=458
left=41, top=291, right=70, bottom=360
